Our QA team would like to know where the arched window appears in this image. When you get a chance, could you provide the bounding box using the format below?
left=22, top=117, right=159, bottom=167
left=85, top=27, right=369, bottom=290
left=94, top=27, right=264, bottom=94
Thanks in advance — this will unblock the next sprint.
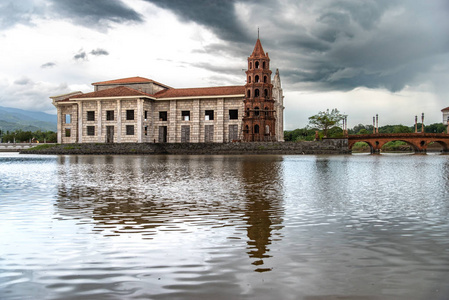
left=265, top=125, right=270, bottom=134
left=254, top=107, right=260, bottom=116
left=247, top=90, right=251, bottom=98
left=255, top=89, right=260, bottom=97
left=255, top=75, right=259, bottom=83
left=250, top=62, right=252, bottom=69
left=246, top=108, right=250, bottom=117
left=263, top=61, right=266, bottom=69
left=255, top=61, right=259, bottom=69
left=248, top=76, right=251, bottom=83
left=254, top=124, right=260, bottom=134
left=264, top=76, right=267, bottom=83
left=245, top=125, right=249, bottom=132
left=264, top=107, right=269, bottom=116
left=264, top=89, right=268, bottom=97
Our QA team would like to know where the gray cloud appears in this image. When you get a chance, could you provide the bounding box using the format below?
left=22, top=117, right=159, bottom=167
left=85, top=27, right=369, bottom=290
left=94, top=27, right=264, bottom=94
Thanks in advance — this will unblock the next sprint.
left=144, top=0, right=250, bottom=42
left=0, top=0, right=40, bottom=29
left=74, top=51, right=87, bottom=61
left=148, top=0, right=449, bottom=94
left=48, top=0, right=143, bottom=29
left=41, top=62, right=56, bottom=68
left=90, top=49, right=109, bottom=56
left=0, top=0, right=142, bottom=30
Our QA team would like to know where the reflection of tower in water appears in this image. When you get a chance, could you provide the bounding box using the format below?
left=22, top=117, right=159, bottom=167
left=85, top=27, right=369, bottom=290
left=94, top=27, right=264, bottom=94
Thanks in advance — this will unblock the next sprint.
left=240, top=157, right=284, bottom=272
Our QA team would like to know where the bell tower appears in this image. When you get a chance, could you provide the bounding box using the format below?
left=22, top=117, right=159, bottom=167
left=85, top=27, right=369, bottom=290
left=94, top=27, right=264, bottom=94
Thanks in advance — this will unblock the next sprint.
left=242, top=37, right=276, bottom=142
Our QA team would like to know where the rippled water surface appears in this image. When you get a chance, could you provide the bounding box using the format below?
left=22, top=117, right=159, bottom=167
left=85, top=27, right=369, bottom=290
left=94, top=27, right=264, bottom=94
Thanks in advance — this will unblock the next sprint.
left=1, top=153, right=449, bottom=299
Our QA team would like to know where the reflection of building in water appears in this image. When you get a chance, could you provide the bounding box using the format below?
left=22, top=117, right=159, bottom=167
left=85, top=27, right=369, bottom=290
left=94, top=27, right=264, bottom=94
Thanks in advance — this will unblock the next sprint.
left=239, top=157, right=284, bottom=272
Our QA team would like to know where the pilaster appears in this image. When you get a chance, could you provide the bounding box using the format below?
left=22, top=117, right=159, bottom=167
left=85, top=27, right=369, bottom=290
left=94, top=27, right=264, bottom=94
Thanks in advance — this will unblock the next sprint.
left=97, top=100, right=102, bottom=142
left=117, top=99, right=122, bottom=143
left=192, top=99, right=200, bottom=142
left=216, top=98, right=224, bottom=142
left=169, top=100, right=177, bottom=143
left=78, top=101, right=83, bottom=143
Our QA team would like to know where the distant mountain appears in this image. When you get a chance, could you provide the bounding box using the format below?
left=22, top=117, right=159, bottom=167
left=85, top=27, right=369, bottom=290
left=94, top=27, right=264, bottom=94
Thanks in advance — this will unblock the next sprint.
left=0, top=106, right=57, bottom=132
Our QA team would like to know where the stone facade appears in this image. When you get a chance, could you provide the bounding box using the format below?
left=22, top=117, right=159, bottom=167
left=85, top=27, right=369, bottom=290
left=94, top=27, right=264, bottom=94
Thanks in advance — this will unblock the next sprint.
left=51, top=40, right=284, bottom=144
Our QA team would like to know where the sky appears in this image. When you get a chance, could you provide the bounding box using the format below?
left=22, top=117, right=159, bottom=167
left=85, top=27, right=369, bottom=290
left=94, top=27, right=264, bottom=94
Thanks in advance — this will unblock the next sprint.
left=1, top=0, right=448, bottom=130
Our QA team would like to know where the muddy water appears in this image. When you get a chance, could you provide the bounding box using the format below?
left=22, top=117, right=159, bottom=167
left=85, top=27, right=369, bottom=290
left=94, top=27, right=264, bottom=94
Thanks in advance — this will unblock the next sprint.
left=1, top=153, right=449, bottom=299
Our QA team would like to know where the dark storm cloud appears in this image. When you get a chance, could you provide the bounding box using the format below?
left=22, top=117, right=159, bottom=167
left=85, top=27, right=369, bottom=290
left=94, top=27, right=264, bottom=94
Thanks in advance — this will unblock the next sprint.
left=49, top=0, right=143, bottom=28
left=0, top=0, right=143, bottom=30
left=143, top=0, right=250, bottom=42
left=90, top=49, right=109, bottom=56
left=149, top=0, right=449, bottom=93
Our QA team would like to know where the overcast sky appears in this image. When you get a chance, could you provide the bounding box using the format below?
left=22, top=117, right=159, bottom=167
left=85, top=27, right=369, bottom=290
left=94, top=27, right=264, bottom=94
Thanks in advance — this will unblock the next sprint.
left=1, top=0, right=448, bottom=129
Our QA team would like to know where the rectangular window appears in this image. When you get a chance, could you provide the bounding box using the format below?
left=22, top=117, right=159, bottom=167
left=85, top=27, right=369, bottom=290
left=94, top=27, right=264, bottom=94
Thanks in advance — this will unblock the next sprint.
left=126, top=110, right=134, bottom=120
left=65, top=128, right=71, bottom=137
left=87, top=111, right=95, bottom=121
left=144, top=110, right=148, bottom=120
left=87, top=126, right=95, bottom=136
left=205, top=110, right=214, bottom=121
left=159, top=111, right=167, bottom=121
left=144, top=125, right=148, bottom=136
left=182, top=111, right=190, bottom=121
left=65, top=114, right=71, bottom=124
left=229, top=109, right=238, bottom=120
left=126, top=125, right=134, bottom=135
left=106, top=110, right=114, bottom=121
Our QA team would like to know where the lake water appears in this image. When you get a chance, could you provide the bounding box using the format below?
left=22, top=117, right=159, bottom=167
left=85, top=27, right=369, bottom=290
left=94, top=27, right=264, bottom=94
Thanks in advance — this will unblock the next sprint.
left=1, top=152, right=449, bottom=300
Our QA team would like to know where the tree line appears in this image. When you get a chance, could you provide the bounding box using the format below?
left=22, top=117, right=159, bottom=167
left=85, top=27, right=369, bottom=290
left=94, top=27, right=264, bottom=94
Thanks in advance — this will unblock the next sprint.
left=284, top=109, right=446, bottom=142
left=0, top=129, right=57, bottom=143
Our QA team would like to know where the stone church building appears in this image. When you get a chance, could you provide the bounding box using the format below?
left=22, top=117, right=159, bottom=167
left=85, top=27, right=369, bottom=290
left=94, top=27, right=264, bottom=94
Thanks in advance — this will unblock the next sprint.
left=51, top=39, right=284, bottom=144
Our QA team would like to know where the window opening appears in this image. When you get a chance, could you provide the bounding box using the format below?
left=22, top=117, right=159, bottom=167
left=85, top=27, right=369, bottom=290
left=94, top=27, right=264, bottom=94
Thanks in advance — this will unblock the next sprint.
left=87, top=111, right=95, bottom=121
left=126, top=110, right=134, bottom=120
left=255, top=89, right=260, bottom=97
left=159, top=111, right=167, bottom=121
left=87, top=126, right=95, bottom=136
left=65, top=128, right=71, bottom=137
left=126, top=125, right=134, bottom=135
left=182, top=111, right=190, bottom=121
left=65, top=114, right=71, bottom=124
left=229, top=109, right=238, bottom=120
left=254, top=107, right=260, bottom=116
left=255, top=75, right=259, bottom=83
left=254, top=124, right=260, bottom=134
left=205, top=110, right=214, bottom=120
left=106, top=110, right=114, bottom=121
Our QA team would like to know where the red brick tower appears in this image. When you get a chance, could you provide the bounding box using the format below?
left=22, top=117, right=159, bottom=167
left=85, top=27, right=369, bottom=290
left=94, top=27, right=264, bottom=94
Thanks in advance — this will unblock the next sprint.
left=242, top=38, right=276, bottom=142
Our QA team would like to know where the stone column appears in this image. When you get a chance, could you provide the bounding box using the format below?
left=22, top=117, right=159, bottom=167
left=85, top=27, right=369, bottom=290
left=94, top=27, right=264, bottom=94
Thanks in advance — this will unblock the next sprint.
left=78, top=101, right=83, bottom=143
left=137, top=98, right=143, bottom=143
left=216, top=98, right=224, bottom=142
left=117, top=99, right=122, bottom=143
left=57, top=106, right=62, bottom=143
left=169, top=100, right=177, bottom=143
left=192, top=99, right=200, bottom=143
left=97, top=100, right=102, bottom=143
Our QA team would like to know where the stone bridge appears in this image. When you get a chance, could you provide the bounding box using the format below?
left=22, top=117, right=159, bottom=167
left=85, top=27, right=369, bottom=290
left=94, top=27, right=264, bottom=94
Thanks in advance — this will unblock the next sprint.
left=0, top=143, right=52, bottom=152
left=347, top=133, right=449, bottom=153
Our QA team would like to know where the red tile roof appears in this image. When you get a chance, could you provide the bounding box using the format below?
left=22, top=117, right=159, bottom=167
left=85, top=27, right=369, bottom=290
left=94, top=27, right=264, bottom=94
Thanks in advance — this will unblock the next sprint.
left=92, top=76, right=170, bottom=88
left=55, top=85, right=245, bottom=102
left=442, top=106, right=449, bottom=111
left=70, top=86, right=153, bottom=99
left=154, top=85, right=245, bottom=98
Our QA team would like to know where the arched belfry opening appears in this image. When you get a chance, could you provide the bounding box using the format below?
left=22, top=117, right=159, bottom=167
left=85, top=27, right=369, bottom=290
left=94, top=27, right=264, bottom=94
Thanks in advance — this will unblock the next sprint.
left=242, top=36, right=276, bottom=142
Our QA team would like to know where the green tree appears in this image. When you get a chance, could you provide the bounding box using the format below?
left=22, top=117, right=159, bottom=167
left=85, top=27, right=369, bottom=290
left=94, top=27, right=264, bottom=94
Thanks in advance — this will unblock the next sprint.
left=308, top=108, right=347, bottom=138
